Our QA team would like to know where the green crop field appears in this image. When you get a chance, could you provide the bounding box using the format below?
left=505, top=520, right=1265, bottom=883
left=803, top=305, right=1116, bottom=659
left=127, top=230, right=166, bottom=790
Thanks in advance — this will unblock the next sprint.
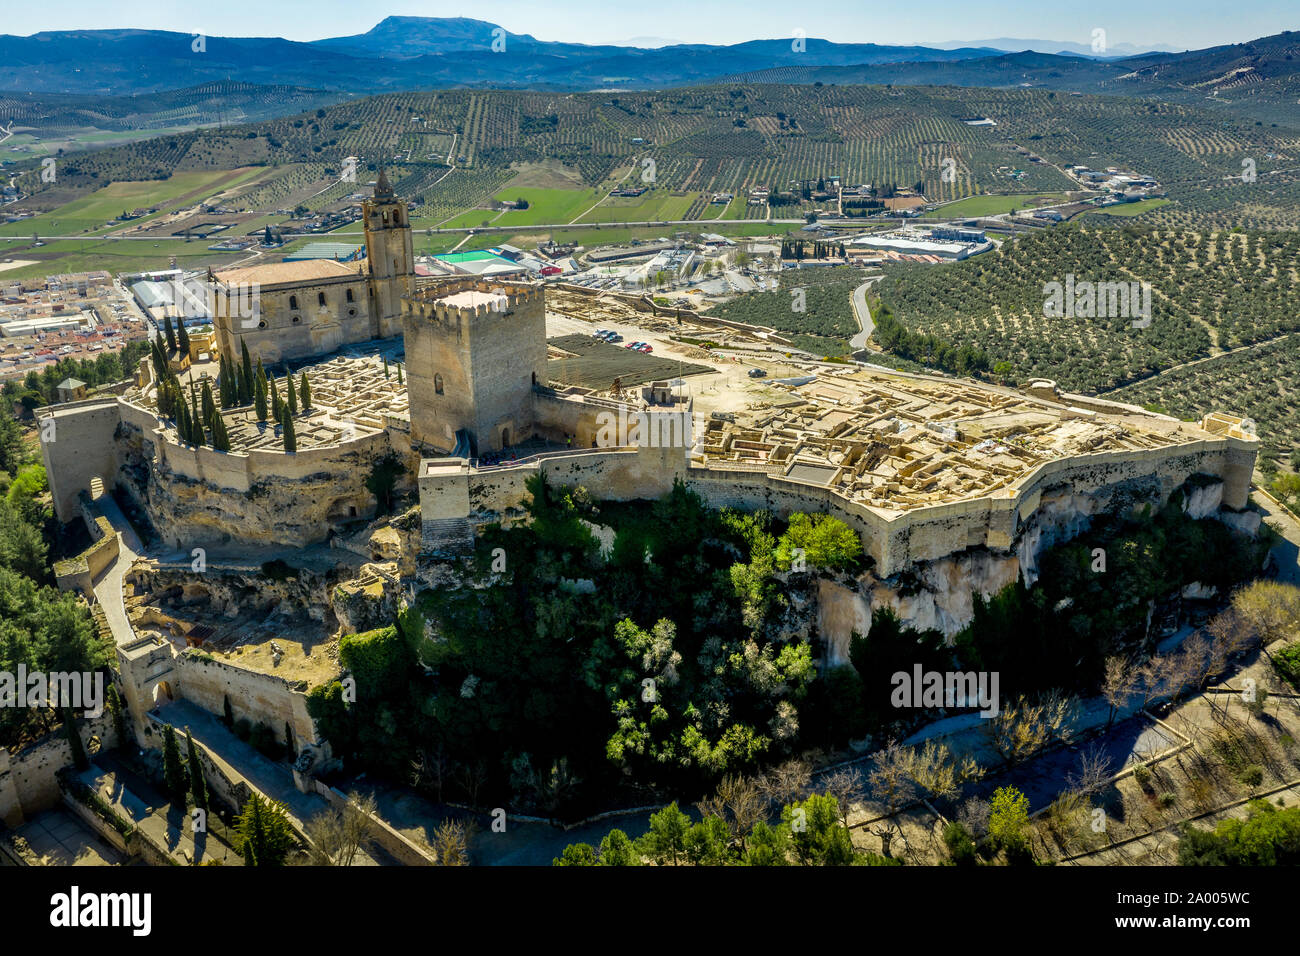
left=0, top=167, right=266, bottom=239
left=1084, top=198, right=1174, bottom=218
left=0, top=234, right=246, bottom=278
left=922, top=192, right=1074, bottom=218
left=489, top=187, right=601, bottom=226
left=575, top=190, right=696, bottom=224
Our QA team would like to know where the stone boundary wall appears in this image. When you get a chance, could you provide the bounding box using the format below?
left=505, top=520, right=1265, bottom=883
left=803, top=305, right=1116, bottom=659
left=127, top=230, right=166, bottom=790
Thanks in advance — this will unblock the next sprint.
left=310, top=782, right=437, bottom=865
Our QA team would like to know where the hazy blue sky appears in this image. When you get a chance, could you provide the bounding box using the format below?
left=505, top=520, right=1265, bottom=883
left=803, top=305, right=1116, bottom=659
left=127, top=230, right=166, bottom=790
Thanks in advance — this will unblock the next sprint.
left=8, top=0, right=1295, bottom=49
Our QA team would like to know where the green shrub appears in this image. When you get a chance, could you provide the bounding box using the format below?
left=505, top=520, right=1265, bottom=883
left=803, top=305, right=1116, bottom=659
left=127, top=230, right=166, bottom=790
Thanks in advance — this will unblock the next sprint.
left=942, top=820, right=978, bottom=866
left=1237, top=765, right=1264, bottom=788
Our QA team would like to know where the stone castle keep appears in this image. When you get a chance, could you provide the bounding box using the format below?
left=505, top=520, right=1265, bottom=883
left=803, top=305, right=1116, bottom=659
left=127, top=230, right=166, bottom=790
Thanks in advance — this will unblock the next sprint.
left=33, top=188, right=1262, bottom=785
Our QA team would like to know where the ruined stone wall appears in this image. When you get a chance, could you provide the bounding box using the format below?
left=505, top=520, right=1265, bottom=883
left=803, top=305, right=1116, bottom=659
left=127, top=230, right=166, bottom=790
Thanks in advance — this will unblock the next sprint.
left=0, top=713, right=119, bottom=826
left=174, top=652, right=318, bottom=755
left=419, top=429, right=1257, bottom=586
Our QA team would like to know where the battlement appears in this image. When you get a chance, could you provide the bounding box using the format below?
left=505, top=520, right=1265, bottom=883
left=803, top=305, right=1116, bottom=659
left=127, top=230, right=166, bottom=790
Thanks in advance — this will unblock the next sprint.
left=404, top=278, right=544, bottom=324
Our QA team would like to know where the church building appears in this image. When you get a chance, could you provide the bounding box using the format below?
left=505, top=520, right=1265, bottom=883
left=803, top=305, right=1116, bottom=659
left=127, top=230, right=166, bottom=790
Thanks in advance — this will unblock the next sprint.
left=208, top=169, right=414, bottom=367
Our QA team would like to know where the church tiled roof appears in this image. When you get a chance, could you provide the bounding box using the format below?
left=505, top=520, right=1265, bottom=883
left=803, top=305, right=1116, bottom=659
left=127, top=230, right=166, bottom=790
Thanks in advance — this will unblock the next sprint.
left=214, top=259, right=361, bottom=287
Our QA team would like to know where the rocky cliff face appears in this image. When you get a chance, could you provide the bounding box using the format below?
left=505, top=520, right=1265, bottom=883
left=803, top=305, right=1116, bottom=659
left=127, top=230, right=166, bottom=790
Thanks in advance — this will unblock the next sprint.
left=809, top=473, right=1253, bottom=662
left=114, top=421, right=395, bottom=550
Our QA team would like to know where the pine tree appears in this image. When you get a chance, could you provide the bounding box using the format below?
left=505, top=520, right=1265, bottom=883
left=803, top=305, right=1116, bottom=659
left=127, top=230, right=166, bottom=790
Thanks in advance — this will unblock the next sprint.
left=185, top=728, right=208, bottom=810
left=162, top=724, right=188, bottom=808
left=299, top=373, right=311, bottom=410
left=281, top=405, right=296, bottom=453
left=286, top=371, right=298, bottom=415
left=163, top=315, right=177, bottom=354
left=63, top=705, right=89, bottom=771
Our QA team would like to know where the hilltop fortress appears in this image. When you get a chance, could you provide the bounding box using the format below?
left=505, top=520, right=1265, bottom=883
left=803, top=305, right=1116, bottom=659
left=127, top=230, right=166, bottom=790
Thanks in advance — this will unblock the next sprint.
left=33, top=187, right=1261, bottom=778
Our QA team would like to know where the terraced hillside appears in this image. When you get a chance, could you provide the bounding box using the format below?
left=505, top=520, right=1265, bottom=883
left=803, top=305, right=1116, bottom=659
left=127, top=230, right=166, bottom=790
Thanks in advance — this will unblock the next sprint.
left=872, top=223, right=1300, bottom=394
left=10, top=83, right=1299, bottom=230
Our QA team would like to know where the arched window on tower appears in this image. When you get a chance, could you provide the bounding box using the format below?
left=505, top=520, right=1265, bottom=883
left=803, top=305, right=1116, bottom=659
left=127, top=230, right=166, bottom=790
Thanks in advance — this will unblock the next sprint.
left=434, top=374, right=444, bottom=395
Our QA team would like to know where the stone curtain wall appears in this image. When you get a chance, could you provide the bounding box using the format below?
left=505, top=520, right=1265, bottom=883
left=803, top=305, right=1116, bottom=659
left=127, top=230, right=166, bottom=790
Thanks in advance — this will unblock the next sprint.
left=420, top=433, right=1256, bottom=578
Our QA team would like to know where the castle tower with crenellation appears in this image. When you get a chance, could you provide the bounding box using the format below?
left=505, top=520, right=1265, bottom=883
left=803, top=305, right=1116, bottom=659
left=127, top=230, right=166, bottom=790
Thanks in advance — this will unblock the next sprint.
left=401, top=279, right=548, bottom=456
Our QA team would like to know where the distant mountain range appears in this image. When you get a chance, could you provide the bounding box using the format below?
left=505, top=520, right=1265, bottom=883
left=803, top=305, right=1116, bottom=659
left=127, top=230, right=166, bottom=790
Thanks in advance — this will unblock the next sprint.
left=924, top=37, right=1183, bottom=57
left=0, top=16, right=1295, bottom=106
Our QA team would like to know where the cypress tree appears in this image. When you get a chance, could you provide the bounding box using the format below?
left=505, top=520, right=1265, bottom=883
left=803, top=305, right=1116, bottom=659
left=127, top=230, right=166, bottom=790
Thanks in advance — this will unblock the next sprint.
left=299, top=372, right=311, bottom=410
left=270, top=373, right=282, bottom=421
left=163, top=314, right=177, bottom=354
left=190, top=389, right=205, bottom=447
left=241, top=340, right=254, bottom=396
left=211, top=408, right=231, bottom=452
left=218, top=355, right=230, bottom=408
left=281, top=405, right=296, bottom=453
left=286, top=370, right=298, bottom=415
left=151, top=336, right=167, bottom=382
left=178, top=399, right=193, bottom=444
left=201, top=379, right=215, bottom=425
left=383, top=356, right=390, bottom=379
left=254, top=368, right=268, bottom=422
left=185, top=728, right=208, bottom=810
left=395, top=363, right=402, bottom=386
left=63, top=705, right=89, bottom=771
left=177, top=319, right=191, bottom=357
left=107, top=684, right=129, bottom=749
left=162, top=724, right=188, bottom=808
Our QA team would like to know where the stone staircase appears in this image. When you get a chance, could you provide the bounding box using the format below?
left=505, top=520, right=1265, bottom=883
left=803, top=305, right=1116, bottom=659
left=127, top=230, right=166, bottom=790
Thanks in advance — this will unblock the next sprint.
left=421, top=516, right=475, bottom=553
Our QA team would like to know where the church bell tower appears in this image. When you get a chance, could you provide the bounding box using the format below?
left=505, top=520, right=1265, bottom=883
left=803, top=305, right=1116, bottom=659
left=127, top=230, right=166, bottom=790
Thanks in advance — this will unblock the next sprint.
left=363, top=168, right=415, bottom=338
